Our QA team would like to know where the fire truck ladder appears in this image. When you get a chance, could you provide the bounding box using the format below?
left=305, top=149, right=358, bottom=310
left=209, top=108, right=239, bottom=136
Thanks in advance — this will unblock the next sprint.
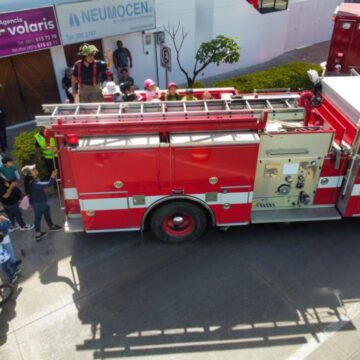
left=36, top=94, right=304, bottom=127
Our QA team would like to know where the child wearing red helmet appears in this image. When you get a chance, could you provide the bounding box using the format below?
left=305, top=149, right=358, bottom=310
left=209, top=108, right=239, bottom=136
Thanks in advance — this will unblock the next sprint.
left=165, top=82, right=180, bottom=101
left=143, top=79, right=159, bottom=101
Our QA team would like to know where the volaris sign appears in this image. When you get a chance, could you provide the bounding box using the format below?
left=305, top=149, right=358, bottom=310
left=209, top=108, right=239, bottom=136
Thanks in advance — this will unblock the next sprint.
left=0, top=7, right=60, bottom=58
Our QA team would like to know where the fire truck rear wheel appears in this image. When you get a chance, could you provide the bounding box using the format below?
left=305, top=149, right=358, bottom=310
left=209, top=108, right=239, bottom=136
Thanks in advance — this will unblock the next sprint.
left=150, top=201, right=207, bottom=243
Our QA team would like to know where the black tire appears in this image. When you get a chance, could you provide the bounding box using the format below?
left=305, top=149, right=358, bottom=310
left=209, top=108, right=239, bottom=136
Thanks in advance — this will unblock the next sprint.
left=0, top=284, right=14, bottom=306
left=150, top=201, right=207, bottom=243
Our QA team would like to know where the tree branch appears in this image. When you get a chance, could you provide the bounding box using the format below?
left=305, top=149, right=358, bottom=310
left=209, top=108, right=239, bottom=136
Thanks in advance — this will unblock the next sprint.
left=164, top=22, right=190, bottom=83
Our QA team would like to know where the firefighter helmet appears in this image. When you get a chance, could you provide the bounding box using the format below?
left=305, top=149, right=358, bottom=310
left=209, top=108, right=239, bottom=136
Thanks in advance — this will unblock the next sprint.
left=78, top=43, right=99, bottom=56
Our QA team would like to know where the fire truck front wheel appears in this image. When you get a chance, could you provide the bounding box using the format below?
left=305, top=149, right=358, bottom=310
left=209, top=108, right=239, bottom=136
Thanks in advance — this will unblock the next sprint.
left=150, top=201, right=207, bottom=243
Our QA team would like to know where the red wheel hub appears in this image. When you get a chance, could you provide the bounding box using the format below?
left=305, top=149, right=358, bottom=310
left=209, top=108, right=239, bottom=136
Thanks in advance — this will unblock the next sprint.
left=162, top=213, right=195, bottom=237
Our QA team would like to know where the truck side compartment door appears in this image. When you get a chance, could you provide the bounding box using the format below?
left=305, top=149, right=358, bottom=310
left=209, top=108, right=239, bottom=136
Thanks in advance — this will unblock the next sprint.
left=169, top=132, right=260, bottom=225
left=69, top=135, right=161, bottom=231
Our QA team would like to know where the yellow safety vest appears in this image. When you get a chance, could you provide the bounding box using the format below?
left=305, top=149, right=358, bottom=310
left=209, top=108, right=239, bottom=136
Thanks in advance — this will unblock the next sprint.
left=34, top=133, right=57, bottom=159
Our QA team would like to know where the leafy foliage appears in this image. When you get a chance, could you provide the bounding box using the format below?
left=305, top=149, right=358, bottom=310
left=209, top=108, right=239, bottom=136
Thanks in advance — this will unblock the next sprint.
left=12, top=129, right=48, bottom=179
left=196, top=36, right=240, bottom=67
left=213, top=62, right=322, bottom=92
left=191, top=81, right=206, bottom=89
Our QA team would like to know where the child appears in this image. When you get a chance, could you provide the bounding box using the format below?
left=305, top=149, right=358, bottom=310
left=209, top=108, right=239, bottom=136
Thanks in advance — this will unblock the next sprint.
left=0, top=215, right=22, bottom=269
left=202, top=91, right=214, bottom=100
left=119, top=82, right=135, bottom=101
left=143, top=79, right=160, bottom=101
left=182, top=88, right=198, bottom=101
left=0, top=156, right=20, bottom=182
left=0, top=233, right=19, bottom=284
left=165, top=82, right=180, bottom=101
left=22, top=164, right=62, bottom=241
left=102, top=71, right=114, bottom=89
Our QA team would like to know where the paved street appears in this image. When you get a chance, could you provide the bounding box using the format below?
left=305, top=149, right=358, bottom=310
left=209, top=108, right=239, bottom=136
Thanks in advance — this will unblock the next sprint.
left=1, top=195, right=360, bottom=360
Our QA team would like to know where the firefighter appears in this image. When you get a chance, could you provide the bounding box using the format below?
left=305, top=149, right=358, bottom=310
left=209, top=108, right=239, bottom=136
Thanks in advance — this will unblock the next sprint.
left=71, top=43, right=108, bottom=103
left=34, top=127, right=58, bottom=179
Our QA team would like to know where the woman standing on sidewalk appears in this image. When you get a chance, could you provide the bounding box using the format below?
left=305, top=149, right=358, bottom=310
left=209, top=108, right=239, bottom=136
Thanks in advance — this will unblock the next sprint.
left=22, top=165, right=62, bottom=242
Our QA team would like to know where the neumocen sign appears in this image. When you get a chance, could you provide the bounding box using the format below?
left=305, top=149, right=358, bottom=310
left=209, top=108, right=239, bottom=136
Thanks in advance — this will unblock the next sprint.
left=56, top=0, right=156, bottom=45
left=0, top=6, right=60, bottom=58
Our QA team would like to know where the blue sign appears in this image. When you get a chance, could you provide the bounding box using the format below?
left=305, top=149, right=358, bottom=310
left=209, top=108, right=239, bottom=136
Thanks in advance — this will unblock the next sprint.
left=56, top=0, right=156, bottom=45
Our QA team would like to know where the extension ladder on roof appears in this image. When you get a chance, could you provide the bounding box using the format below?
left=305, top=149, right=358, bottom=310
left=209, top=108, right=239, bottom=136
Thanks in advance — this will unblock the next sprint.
left=35, top=94, right=304, bottom=128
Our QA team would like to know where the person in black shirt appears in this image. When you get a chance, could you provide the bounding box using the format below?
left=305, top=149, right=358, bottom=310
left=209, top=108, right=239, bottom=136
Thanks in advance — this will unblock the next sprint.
left=0, top=177, right=33, bottom=232
left=62, top=67, right=74, bottom=103
left=0, top=107, right=8, bottom=152
left=22, top=165, right=61, bottom=241
left=113, top=40, right=132, bottom=76
left=72, top=44, right=108, bottom=103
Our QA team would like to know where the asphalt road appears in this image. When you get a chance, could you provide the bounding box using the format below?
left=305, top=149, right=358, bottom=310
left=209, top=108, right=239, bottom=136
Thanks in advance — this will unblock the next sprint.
left=1, top=195, right=360, bottom=360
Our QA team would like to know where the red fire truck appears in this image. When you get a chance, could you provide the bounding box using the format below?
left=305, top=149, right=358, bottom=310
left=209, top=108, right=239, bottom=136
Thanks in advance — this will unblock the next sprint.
left=36, top=78, right=360, bottom=243
left=327, top=3, right=360, bottom=74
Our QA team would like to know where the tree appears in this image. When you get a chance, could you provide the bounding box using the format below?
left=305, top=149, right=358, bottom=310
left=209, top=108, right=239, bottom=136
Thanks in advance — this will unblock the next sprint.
left=164, top=23, right=241, bottom=87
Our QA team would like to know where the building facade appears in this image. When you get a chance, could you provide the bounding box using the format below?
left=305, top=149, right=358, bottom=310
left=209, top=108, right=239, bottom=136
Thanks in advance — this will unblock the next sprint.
left=0, top=0, right=342, bottom=124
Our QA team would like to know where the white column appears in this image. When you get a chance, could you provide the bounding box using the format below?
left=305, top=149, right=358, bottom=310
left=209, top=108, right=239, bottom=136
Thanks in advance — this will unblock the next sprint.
left=50, top=45, right=68, bottom=103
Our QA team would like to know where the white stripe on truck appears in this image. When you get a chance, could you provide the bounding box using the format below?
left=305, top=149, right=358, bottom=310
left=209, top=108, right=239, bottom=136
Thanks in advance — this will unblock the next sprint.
left=317, top=176, right=343, bottom=189
left=351, top=184, right=360, bottom=196
left=77, top=192, right=253, bottom=211
left=63, top=188, right=78, bottom=200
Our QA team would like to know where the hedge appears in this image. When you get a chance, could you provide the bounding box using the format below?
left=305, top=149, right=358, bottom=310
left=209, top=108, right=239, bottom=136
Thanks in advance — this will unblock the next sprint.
left=213, top=62, right=322, bottom=93
left=192, top=81, right=206, bottom=89
left=12, top=129, right=48, bottom=179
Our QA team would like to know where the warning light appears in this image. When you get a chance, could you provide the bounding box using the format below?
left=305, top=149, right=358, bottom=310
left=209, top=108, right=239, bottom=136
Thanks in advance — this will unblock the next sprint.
left=67, top=134, right=79, bottom=147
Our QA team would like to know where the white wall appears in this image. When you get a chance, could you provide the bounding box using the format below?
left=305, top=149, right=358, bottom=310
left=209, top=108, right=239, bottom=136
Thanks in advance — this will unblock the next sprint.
left=50, top=46, right=68, bottom=103
left=119, top=0, right=340, bottom=87
left=285, top=0, right=342, bottom=51
left=155, top=0, right=196, bottom=87
left=200, top=0, right=289, bottom=80
left=195, top=0, right=215, bottom=45
left=102, top=31, right=157, bottom=89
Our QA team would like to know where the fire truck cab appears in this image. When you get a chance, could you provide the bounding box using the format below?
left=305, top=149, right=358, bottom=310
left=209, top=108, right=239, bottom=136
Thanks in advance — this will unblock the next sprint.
left=327, top=3, right=360, bottom=74
left=36, top=78, right=360, bottom=243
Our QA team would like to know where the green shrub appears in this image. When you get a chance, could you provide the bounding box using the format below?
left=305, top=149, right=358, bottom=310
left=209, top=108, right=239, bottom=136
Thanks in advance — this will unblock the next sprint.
left=192, top=81, right=206, bottom=89
left=12, top=129, right=48, bottom=179
left=213, top=62, right=322, bottom=93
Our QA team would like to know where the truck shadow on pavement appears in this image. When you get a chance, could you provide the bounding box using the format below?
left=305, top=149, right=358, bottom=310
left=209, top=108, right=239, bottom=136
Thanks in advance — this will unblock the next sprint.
left=0, top=286, right=21, bottom=347
left=63, top=218, right=360, bottom=359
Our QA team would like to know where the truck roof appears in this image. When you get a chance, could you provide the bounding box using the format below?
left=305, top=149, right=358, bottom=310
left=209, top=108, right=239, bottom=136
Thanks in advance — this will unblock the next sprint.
left=336, top=3, right=360, bottom=18
left=322, top=76, right=360, bottom=127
